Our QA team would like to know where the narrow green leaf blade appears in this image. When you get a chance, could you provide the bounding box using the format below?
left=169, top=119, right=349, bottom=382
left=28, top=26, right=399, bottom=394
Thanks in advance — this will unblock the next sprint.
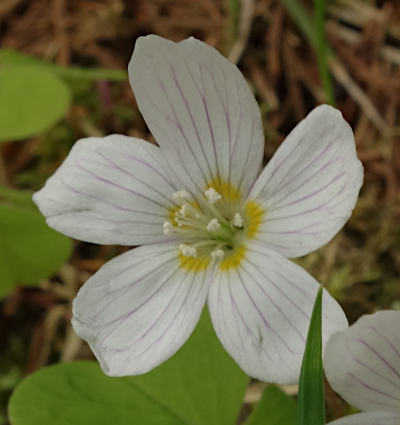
left=246, top=385, right=297, bottom=425
left=296, top=285, right=325, bottom=425
left=313, top=0, right=335, bottom=105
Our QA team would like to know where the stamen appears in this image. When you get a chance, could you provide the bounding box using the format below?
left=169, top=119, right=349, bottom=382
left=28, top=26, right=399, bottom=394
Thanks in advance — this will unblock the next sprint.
left=204, top=187, right=221, bottom=204
left=179, top=204, right=189, bottom=217
left=211, top=248, right=224, bottom=259
left=206, top=218, right=220, bottom=232
left=178, top=244, right=197, bottom=258
left=174, top=217, right=183, bottom=227
left=172, top=190, right=191, bottom=201
left=233, top=212, right=243, bottom=228
left=163, top=221, right=173, bottom=235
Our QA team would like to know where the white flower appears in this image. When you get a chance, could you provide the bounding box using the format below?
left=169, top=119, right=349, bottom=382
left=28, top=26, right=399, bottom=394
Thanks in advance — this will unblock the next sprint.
left=33, top=35, right=363, bottom=383
left=325, top=311, right=400, bottom=425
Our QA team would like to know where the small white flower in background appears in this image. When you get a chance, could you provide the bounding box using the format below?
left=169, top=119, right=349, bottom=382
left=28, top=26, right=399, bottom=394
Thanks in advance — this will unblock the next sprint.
left=325, top=311, right=400, bottom=425
left=33, top=35, right=363, bottom=383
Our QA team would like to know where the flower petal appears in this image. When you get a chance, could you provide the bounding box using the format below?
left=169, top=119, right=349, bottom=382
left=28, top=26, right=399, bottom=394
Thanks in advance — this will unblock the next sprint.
left=72, top=243, right=211, bottom=376
left=207, top=243, right=348, bottom=384
left=129, top=35, right=264, bottom=197
left=324, top=310, right=400, bottom=414
left=328, top=411, right=400, bottom=425
left=33, top=134, right=177, bottom=245
left=249, top=105, right=363, bottom=258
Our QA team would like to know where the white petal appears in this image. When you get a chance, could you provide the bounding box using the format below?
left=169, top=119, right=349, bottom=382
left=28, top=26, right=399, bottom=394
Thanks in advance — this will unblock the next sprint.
left=33, top=134, right=177, bottom=245
left=324, top=310, right=400, bottom=414
left=328, top=411, right=400, bottom=425
left=249, top=105, right=363, bottom=258
left=129, top=35, right=264, bottom=197
left=207, top=243, right=348, bottom=384
left=72, top=243, right=211, bottom=376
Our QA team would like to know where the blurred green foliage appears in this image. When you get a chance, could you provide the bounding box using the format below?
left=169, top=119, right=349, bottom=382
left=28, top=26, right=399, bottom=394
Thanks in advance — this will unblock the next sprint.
left=246, top=385, right=297, bottom=425
left=0, top=186, right=72, bottom=297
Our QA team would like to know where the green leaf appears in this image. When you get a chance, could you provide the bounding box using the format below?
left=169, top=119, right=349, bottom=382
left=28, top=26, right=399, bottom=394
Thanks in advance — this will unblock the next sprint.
left=0, top=66, right=71, bottom=142
left=296, top=285, right=325, bottom=425
left=8, top=310, right=248, bottom=425
left=246, top=385, right=297, bottom=425
left=0, top=185, right=35, bottom=210
left=0, top=49, right=127, bottom=82
left=0, top=49, right=50, bottom=68
left=0, top=199, right=72, bottom=297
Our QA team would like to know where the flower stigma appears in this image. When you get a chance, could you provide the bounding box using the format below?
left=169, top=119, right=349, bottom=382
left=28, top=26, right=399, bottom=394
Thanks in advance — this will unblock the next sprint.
left=163, top=181, right=264, bottom=271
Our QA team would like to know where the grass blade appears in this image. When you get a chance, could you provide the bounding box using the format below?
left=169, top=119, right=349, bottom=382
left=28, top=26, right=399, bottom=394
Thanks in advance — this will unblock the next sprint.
left=280, top=0, right=335, bottom=104
left=296, top=285, right=325, bottom=425
left=314, top=0, right=335, bottom=105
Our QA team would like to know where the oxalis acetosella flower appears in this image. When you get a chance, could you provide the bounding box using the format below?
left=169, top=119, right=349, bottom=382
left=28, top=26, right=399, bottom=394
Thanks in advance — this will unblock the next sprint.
left=324, top=311, right=400, bottom=425
left=33, top=35, right=363, bottom=384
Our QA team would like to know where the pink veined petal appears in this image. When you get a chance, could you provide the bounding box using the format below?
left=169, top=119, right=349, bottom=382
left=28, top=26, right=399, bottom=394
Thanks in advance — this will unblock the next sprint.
left=129, top=35, right=264, bottom=198
left=327, top=411, right=400, bottom=425
left=324, top=310, right=400, bottom=414
left=72, top=243, right=211, bottom=376
left=33, top=134, right=178, bottom=245
left=207, top=242, right=348, bottom=384
left=248, top=105, right=363, bottom=258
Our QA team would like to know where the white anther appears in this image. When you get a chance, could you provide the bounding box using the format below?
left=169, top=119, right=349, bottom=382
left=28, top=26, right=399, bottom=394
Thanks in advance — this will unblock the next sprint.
left=204, top=187, right=221, bottom=204
left=211, top=249, right=224, bottom=259
left=233, top=212, right=244, bottom=228
left=206, top=218, right=220, bottom=232
left=174, top=216, right=183, bottom=227
left=173, top=190, right=191, bottom=201
left=179, top=204, right=189, bottom=217
left=163, top=221, right=173, bottom=235
left=178, top=244, right=197, bottom=258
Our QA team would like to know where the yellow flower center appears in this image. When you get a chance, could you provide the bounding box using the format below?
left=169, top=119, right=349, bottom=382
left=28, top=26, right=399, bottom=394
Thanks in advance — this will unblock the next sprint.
left=163, top=179, right=264, bottom=272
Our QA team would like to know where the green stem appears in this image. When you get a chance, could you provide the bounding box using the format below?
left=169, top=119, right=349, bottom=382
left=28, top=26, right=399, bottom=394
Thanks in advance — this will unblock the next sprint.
left=54, top=66, right=127, bottom=81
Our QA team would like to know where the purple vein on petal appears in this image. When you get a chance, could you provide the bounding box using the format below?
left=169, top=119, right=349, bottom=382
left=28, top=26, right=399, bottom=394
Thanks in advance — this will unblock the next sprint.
left=98, top=262, right=183, bottom=349
left=370, top=326, right=400, bottom=362
left=74, top=162, right=167, bottom=209
left=196, top=62, right=221, bottom=180
left=237, top=115, right=256, bottom=196
left=215, top=273, right=239, bottom=350
left=126, top=268, right=191, bottom=358
left=265, top=155, right=345, bottom=210
left=149, top=56, right=210, bottom=190
left=243, top=256, right=310, bottom=323
left=235, top=266, right=293, bottom=357
left=89, top=255, right=178, bottom=325
left=245, top=247, right=307, bottom=295
left=356, top=338, right=400, bottom=380
left=351, top=354, right=400, bottom=393
left=94, top=151, right=175, bottom=205
left=168, top=63, right=214, bottom=182
left=268, top=171, right=346, bottom=211
left=130, top=270, right=201, bottom=361
left=240, top=262, right=306, bottom=344
left=272, top=141, right=335, bottom=197
left=227, top=274, right=258, bottom=358
left=59, top=178, right=166, bottom=216
left=348, top=372, right=400, bottom=402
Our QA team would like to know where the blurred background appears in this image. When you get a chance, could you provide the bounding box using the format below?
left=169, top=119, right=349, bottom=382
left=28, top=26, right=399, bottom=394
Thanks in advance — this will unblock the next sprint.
left=0, top=0, right=399, bottom=423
